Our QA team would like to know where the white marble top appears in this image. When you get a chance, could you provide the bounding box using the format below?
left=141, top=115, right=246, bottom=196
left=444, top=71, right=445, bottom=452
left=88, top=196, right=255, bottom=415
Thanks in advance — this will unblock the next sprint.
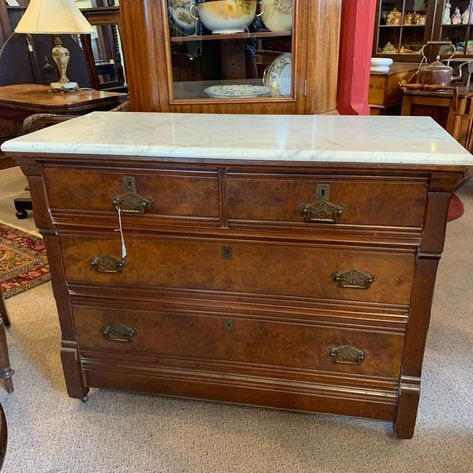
left=2, top=112, right=472, bottom=166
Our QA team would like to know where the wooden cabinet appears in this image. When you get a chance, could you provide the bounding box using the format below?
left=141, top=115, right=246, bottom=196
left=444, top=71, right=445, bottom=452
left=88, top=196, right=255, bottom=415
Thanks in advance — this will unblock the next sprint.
left=374, top=0, right=473, bottom=61
left=4, top=112, right=471, bottom=439
left=119, top=0, right=342, bottom=114
left=373, top=0, right=437, bottom=60
left=369, top=62, right=418, bottom=113
left=433, top=0, right=473, bottom=56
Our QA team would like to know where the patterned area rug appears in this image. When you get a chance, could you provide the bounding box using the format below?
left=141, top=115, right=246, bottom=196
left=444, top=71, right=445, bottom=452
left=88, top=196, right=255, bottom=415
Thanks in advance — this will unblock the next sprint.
left=0, top=222, right=50, bottom=298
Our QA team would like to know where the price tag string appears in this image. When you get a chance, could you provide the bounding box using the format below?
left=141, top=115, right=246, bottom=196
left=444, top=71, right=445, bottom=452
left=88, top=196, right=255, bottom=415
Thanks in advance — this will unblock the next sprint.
left=114, top=205, right=127, bottom=260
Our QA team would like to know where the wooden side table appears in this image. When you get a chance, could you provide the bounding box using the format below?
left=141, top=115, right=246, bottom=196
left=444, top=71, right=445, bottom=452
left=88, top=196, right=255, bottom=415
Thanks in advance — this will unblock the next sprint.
left=401, top=87, right=473, bottom=149
left=0, top=84, right=127, bottom=218
left=369, top=63, right=418, bottom=115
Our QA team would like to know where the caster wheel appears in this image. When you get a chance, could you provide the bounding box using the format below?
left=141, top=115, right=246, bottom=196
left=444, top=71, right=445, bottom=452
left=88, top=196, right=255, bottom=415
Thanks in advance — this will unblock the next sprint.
left=81, top=394, right=89, bottom=403
left=16, top=211, right=28, bottom=220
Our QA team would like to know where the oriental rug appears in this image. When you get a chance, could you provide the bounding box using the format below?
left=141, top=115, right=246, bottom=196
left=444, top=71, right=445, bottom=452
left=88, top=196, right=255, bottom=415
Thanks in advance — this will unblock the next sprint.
left=0, top=222, right=50, bottom=299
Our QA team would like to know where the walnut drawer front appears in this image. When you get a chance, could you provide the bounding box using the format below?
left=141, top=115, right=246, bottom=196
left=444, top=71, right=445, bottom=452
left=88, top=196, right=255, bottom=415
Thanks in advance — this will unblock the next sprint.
left=227, top=174, right=427, bottom=228
left=61, top=235, right=415, bottom=305
left=43, top=166, right=219, bottom=219
left=73, top=306, right=404, bottom=379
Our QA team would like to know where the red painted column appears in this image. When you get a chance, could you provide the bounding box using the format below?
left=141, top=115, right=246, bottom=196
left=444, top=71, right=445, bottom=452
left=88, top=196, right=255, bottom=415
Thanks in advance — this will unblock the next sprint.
left=337, top=0, right=377, bottom=115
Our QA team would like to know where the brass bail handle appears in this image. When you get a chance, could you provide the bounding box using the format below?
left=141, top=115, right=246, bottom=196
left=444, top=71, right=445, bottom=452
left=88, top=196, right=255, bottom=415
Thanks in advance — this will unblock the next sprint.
left=112, top=194, right=153, bottom=214
left=103, top=324, right=138, bottom=343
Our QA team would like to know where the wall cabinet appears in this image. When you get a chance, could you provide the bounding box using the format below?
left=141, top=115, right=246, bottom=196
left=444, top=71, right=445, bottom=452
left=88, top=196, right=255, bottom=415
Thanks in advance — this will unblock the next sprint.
left=120, top=0, right=342, bottom=114
left=374, top=0, right=473, bottom=61
left=374, top=0, right=437, bottom=61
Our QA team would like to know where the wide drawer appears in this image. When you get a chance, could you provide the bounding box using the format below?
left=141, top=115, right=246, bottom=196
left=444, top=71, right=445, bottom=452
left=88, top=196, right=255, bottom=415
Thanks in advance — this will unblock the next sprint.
left=61, top=235, right=415, bottom=304
left=73, top=305, right=404, bottom=379
left=227, top=173, right=427, bottom=228
left=43, top=166, right=219, bottom=219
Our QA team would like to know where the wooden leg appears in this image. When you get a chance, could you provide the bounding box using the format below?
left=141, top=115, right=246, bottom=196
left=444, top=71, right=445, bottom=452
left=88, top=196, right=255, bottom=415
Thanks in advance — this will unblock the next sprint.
left=401, top=95, right=412, bottom=116
left=394, top=375, right=421, bottom=439
left=61, top=341, right=89, bottom=401
left=0, top=317, right=13, bottom=393
left=14, top=197, right=33, bottom=219
left=0, top=294, right=9, bottom=327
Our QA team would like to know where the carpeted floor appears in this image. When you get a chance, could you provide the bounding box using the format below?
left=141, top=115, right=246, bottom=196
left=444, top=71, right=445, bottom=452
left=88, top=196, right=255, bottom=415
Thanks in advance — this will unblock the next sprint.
left=0, top=168, right=472, bottom=473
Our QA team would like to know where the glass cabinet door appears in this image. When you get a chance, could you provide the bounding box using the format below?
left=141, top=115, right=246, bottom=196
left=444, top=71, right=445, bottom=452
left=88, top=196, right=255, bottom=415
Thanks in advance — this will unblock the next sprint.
left=376, top=0, right=431, bottom=56
left=166, top=0, right=294, bottom=101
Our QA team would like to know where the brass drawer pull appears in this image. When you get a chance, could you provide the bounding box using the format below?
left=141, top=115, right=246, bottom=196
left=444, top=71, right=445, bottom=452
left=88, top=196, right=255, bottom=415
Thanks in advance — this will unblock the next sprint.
left=331, top=269, right=375, bottom=289
left=299, top=200, right=344, bottom=223
left=112, top=193, right=153, bottom=214
left=103, top=324, right=138, bottom=342
left=299, top=183, right=344, bottom=224
left=90, top=255, right=127, bottom=274
left=328, top=345, right=368, bottom=365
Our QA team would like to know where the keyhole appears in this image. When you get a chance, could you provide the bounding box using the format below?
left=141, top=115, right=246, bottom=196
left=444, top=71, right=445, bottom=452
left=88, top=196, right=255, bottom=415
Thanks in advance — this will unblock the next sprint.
left=316, top=183, right=330, bottom=200
left=224, top=319, right=234, bottom=332
left=124, top=176, right=136, bottom=194
left=222, top=245, right=233, bottom=260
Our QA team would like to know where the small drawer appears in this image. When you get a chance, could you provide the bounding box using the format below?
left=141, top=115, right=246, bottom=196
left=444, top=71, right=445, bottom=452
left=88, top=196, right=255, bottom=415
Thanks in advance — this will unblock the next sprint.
left=73, top=305, right=404, bottom=379
left=61, top=235, right=415, bottom=305
left=368, top=76, right=387, bottom=105
left=227, top=173, right=427, bottom=228
left=44, top=166, right=219, bottom=219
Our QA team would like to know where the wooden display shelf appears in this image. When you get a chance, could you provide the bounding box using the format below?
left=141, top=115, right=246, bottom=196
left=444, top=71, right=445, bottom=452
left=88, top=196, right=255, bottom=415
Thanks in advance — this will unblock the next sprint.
left=379, top=24, right=426, bottom=28
left=170, top=31, right=292, bottom=43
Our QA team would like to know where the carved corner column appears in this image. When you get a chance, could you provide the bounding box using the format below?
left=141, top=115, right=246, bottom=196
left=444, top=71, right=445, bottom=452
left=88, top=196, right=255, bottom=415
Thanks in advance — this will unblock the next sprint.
left=395, top=189, right=452, bottom=438
left=17, top=158, right=89, bottom=401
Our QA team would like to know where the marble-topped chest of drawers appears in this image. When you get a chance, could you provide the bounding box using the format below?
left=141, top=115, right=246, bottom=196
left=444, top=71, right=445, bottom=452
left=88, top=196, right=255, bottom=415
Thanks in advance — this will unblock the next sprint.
left=3, top=113, right=472, bottom=438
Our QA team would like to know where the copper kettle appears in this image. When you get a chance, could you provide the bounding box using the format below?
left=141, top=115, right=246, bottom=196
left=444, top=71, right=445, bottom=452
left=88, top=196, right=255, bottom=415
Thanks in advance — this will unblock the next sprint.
left=417, top=41, right=462, bottom=87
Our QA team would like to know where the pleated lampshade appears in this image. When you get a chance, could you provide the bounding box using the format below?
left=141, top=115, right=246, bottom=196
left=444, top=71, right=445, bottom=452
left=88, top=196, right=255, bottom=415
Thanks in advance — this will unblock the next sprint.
left=15, top=0, right=94, bottom=34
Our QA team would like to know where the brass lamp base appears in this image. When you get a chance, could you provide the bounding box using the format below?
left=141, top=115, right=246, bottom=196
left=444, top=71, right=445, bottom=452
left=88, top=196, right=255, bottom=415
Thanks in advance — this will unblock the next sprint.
left=50, top=35, right=80, bottom=93
left=49, top=81, right=80, bottom=93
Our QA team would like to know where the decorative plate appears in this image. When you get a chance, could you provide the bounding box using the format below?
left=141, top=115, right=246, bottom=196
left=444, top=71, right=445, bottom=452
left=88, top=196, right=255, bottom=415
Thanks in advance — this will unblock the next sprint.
left=204, top=84, right=271, bottom=98
left=169, top=0, right=198, bottom=35
left=263, top=52, right=292, bottom=96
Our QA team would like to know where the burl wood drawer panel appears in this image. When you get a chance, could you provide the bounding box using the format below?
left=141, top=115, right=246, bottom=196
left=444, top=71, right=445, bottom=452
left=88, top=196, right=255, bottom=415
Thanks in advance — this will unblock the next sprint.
left=43, top=166, right=219, bottom=218
left=227, top=173, right=427, bottom=228
left=61, top=235, right=415, bottom=304
left=73, top=306, right=404, bottom=379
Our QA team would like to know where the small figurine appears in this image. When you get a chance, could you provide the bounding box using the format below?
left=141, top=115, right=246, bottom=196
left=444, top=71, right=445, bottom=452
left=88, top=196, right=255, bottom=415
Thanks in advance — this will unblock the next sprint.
left=417, top=14, right=426, bottom=25
left=387, top=8, right=402, bottom=25
left=452, top=7, right=462, bottom=24
left=380, top=42, right=398, bottom=54
left=463, top=2, right=473, bottom=24
left=404, top=12, right=415, bottom=25
left=442, top=2, right=451, bottom=24
left=462, top=6, right=470, bottom=24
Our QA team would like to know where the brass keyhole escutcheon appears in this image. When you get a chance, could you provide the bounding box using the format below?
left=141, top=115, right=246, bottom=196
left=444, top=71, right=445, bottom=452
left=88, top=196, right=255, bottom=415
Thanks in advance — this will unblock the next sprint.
left=224, top=319, right=234, bottom=332
left=222, top=245, right=233, bottom=260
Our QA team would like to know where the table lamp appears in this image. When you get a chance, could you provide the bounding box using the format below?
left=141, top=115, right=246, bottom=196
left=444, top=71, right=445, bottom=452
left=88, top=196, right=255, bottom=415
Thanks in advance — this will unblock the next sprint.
left=15, top=0, right=94, bottom=92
